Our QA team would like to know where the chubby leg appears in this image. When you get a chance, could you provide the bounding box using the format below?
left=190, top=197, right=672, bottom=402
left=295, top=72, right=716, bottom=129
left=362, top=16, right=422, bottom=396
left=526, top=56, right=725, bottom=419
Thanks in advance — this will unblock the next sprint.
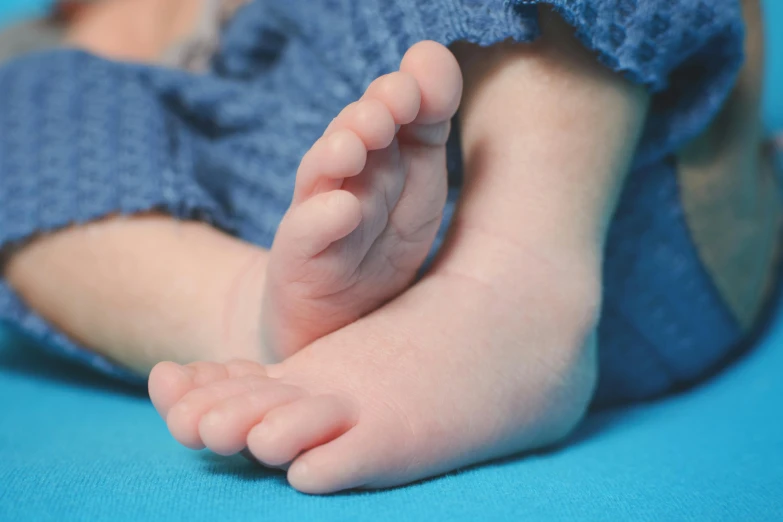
left=3, top=214, right=268, bottom=374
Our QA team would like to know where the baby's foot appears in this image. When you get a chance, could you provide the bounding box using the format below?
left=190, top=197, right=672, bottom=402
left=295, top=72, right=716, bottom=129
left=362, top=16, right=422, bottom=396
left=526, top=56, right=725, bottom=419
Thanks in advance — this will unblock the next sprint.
left=149, top=271, right=599, bottom=494
left=260, top=41, right=462, bottom=361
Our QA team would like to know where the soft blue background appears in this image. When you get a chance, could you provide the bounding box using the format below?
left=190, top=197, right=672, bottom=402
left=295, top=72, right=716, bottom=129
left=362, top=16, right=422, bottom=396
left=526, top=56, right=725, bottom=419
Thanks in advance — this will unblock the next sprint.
left=1, top=2, right=782, bottom=520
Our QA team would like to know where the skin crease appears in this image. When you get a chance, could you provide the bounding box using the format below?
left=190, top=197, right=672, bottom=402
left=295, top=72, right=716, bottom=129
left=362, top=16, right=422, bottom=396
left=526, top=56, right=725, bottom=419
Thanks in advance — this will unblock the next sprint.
left=3, top=5, right=650, bottom=493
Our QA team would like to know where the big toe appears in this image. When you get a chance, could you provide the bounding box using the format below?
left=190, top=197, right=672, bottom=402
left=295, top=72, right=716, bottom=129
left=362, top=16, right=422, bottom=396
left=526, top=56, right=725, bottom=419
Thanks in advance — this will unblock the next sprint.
left=286, top=421, right=403, bottom=494
left=400, top=40, right=463, bottom=125
left=247, top=394, right=357, bottom=469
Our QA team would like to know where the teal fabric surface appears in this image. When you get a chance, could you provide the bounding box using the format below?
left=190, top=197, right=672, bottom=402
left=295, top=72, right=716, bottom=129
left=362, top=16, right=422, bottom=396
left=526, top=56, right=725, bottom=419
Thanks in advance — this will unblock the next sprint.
left=1, top=1, right=782, bottom=520
left=1, top=301, right=782, bottom=521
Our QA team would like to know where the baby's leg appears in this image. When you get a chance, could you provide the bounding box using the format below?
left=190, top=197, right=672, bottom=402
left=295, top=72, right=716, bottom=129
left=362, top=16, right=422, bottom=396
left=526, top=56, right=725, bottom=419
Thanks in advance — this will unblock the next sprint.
left=150, top=11, right=650, bottom=493
left=3, top=214, right=269, bottom=374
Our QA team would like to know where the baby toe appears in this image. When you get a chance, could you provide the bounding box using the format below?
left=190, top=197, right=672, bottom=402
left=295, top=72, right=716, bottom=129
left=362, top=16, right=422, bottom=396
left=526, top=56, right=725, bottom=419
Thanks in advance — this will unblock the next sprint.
left=222, top=359, right=268, bottom=378
left=326, top=99, right=397, bottom=151
left=247, top=395, right=357, bottom=468
left=166, top=375, right=270, bottom=450
left=400, top=41, right=462, bottom=125
left=148, top=361, right=196, bottom=419
left=185, top=361, right=232, bottom=386
left=198, top=383, right=306, bottom=456
left=276, top=190, right=363, bottom=260
left=294, top=129, right=367, bottom=203
left=286, top=423, right=380, bottom=494
left=363, top=71, right=421, bottom=126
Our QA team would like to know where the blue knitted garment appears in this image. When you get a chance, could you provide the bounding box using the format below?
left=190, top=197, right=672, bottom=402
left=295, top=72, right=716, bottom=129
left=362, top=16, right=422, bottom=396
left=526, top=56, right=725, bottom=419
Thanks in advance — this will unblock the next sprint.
left=0, top=0, right=747, bottom=406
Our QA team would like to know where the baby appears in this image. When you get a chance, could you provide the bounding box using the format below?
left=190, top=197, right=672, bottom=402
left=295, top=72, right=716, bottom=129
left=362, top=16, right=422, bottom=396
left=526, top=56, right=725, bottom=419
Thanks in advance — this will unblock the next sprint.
left=0, top=0, right=778, bottom=494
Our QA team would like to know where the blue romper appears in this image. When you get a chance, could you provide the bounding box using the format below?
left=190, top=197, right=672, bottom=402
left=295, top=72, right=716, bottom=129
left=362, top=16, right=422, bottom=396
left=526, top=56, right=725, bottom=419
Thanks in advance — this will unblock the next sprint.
left=0, top=0, right=770, bottom=407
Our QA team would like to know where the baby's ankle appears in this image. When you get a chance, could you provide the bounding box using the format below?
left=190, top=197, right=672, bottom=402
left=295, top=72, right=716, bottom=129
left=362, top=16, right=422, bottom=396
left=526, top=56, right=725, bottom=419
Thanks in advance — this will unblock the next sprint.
left=435, top=222, right=602, bottom=313
left=426, top=238, right=599, bottom=422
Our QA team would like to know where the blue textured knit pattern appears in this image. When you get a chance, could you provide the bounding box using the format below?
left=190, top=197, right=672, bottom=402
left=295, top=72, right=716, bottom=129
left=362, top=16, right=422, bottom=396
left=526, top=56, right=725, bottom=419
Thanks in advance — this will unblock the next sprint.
left=0, top=0, right=746, bottom=405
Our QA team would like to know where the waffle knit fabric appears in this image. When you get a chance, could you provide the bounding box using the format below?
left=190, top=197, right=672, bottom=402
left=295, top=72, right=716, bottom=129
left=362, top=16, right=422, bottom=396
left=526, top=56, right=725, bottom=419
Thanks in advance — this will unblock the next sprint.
left=0, top=0, right=748, bottom=406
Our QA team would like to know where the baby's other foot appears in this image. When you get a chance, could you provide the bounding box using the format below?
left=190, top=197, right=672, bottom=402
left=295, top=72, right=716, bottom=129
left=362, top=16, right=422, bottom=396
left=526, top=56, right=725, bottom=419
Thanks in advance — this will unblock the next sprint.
left=261, top=41, right=463, bottom=361
left=149, top=271, right=599, bottom=494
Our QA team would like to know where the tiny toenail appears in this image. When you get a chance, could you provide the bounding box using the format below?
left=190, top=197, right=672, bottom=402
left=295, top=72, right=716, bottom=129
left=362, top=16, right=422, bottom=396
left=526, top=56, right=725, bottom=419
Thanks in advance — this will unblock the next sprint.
left=203, top=410, right=223, bottom=427
left=292, top=461, right=310, bottom=480
left=327, top=132, right=344, bottom=150
left=326, top=192, right=343, bottom=209
left=254, top=422, right=270, bottom=439
left=253, top=421, right=279, bottom=443
left=173, top=402, right=191, bottom=416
